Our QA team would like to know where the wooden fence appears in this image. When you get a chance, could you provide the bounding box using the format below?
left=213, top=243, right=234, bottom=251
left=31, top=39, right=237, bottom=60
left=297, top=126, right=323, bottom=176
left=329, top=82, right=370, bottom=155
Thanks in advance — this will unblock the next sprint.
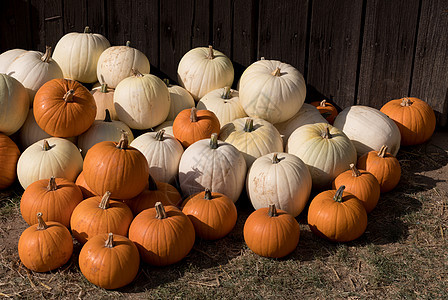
left=1, top=0, right=448, bottom=125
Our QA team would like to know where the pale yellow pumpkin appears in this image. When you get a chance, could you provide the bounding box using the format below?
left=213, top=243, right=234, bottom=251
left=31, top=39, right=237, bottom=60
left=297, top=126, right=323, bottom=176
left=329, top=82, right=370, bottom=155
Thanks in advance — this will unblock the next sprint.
left=90, top=84, right=118, bottom=120
left=154, top=121, right=174, bottom=137
left=164, top=80, right=195, bottom=121
left=0, top=74, right=29, bottom=135
left=0, top=49, right=27, bottom=73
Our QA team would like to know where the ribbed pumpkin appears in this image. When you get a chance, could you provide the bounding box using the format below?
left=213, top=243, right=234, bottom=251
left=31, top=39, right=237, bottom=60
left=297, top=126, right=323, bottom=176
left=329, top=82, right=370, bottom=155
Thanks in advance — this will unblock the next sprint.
left=0, top=48, right=26, bottom=73
left=357, top=145, right=401, bottom=193
left=311, top=99, right=338, bottom=124
left=181, top=188, right=237, bottom=240
left=380, top=97, right=436, bottom=146
left=244, top=204, right=300, bottom=258
left=91, top=84, right=118, bottom=120
left=18, top=213, right=73, bottom=272
left=78, top=233, right=140, bottom=289
left=0, top=133, right=20, bottom=190
left=83, top=133, right=149, bottom=199
left=20, top=177, right=83, bottom=227
left=70, top=191, right=134, bottom=244
left=307, top=186, right=367, bottom=242
left=173, top=107, right=221, bottom=148
left=75, top=171, right=96, bottom=199
left=0, top=73, right=29, bottom=135
left=154, top=120, right=174, bottom=137
left=164, top=79, right=195, bottom=121
left=33, top=78, right=97, bottom=137
left=128, top=202, right=195, bottom=266
left=332, top=164, right=380, bottom=213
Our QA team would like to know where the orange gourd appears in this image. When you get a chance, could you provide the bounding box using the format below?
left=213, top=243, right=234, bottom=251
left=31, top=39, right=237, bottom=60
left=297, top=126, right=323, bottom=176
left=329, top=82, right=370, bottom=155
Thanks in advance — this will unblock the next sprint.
left=75, top=171, right=97, bottom=199
left=311, top=99, right=338, bottom=124
left=0, top=133, right=20, bottom=189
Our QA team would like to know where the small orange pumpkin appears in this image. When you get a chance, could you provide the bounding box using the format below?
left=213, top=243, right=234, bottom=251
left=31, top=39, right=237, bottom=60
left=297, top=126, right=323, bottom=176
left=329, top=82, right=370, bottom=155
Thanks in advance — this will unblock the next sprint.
left=311, top=99, right=338, bottom=124
left=0, top=133, right=20, bottom=190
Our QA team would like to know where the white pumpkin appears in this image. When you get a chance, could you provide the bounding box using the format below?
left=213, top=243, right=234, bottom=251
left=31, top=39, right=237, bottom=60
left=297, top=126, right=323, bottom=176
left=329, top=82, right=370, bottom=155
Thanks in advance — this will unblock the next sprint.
left=154, top=120, right=174, bottom=137
left=219, top=117, right=283, bottom=168
left=91, top=84, right=118, bottom=120
left=77, top=109, right=134, bottom=157
left=333, top=105, right=401, bottom=157
left=17, top=137, right=83, bottom=189
left=274, top=103, right=328, bottom=148
left=246, top=153, right=312, bottom=217
left=114, top=70, right=170, bottom=129
left=130, top=129, right=184, bottom=184
left=286, top=123, right=357, bottom=190
left=0, top=49, right=27, bottom=73
left=238, top=59, right=306, bottom=124
left=179, top=133, right=246, bottom=202
left=97, top=41, right=150, bottom=88
left=164, top=80, right=195, bottom=121
left=177, top=45, right=234, bottom=101
left=0, top=74, right=29, bottom=135
left=52, top=26, right=111, bottom=83
left=197, top=87, right=247, bottom=128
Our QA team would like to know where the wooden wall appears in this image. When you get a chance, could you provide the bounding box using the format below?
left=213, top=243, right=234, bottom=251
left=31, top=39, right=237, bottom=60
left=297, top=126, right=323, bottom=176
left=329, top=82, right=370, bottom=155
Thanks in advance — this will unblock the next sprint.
left=1, top=0, right=447, bottom=125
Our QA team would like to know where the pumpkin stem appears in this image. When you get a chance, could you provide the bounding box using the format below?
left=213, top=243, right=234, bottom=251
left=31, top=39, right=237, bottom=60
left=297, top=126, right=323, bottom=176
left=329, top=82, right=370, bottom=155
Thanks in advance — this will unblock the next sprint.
left=100, top=83, right=108, bottom=93
left=271, top=67, right=281, bottom=77
left=210, top=133, right=218, bottom=149
left=268, top=204, right=278, bottom=217
left=163, top=78, right=171, bottom=87
left=105, top=233, right=114, bottom=248
left=222, top=87, right=231, bottom=99
left=41, top=46, right=52, bottom=63
left=244, top=118, right=254, bottom=132
left=131, top=68, right=144, bottom=77
left=207, top=45, right=215, bottom=59
left=155, top=129, right=165, bottom=141
left=47, top=176, right=57, bottom=191
left=350, top=163, right=361, bottom=177
left=84, top=26, right=91, bottom=33
left=116, top=133, right=129, bottom=149
left=104, top=109, right=112, bottom=122
left=63, top=89, right=75, bottom=102
left=126, top=41, right=131, bottom=47
left=155, top=202, right=167, bottom=219
left=333, top=186, right=346, bottom=203
left=190, top=107, right=198, bottom=122
left=98, top=191, right=111, bottom=209
left=204, top=188, right=212, bottom=200
left=400, top=98, right=412, bottom=107
left=42, top=140, right=51, bottom=151
left=378, top=145, right=388, bottom=158
left=320, top=99, right=328, bottom=107
left=272, top=153, right=280, bottom=164
left=321, top=125, right=332, bottom=139
left=260, top=57, right=265, bottom=60
left=148, top=175, right=158, bottom=191
left=36, top=213, right=48, bottom=230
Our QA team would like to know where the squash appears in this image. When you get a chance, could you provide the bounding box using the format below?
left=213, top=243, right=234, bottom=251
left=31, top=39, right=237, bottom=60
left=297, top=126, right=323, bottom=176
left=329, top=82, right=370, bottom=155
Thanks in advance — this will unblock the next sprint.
left=91, top=84, right=118, bottom=120
left=164, top=79, right=195, bottom=121
left=0, top=48, right=27, bottom=73
left=97, top=41, right=150, bottom=88
left=52, top=26, right=111, bottom=83
left=114, top=69, right=170, bottom=129
left=239, top=59, right=306, bottom=124
left=380, top=97, right=436, bottom=146
left=246, top=153, right=312, bottom=217
left=310, top=99, right=338, bottom=124
left=307, top=185, right=367, bottom=242
left=0, top=133, right=20, bottom=190
left=0, top=73, right=29, bottom=135
left=75, top=171, right=96, bottom=199
left=244, top=204, right=300, bottom=258
left=287, top=123, right=357, bottom=190
left=177, top=45, right=234, bottom=101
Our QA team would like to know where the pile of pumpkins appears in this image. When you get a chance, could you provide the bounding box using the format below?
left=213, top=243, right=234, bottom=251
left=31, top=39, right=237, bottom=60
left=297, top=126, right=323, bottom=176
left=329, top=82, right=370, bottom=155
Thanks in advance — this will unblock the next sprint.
left=0, top=26, right=436, bottom=289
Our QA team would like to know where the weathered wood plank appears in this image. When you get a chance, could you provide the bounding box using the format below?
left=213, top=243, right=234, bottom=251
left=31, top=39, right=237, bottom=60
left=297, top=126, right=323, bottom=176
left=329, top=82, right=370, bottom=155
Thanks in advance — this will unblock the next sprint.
left=86, top=0, right=107, bottom=35
left=192, top=0, right=211, bottom=48
left=0, top=0, right=32, bottom=52
left=212, top=0, right=232, bottom=56
left=411, top=0, right=448, bottom=126
left=63, top=0, right=87, bottom=34
left=30, top=0, right=65, bottom=51
left=106, top=0, right=131, bottom=46
left=357, top=0, right=420, bottom=108
left=307, top=0, right=363, bottom=109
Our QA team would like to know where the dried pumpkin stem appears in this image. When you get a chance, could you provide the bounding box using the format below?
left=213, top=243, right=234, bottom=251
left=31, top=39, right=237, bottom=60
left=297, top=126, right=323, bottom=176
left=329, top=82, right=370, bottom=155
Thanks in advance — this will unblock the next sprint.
left=41, top=46, right=52, bottom=63
left=378, top=145, right=388, bottom=158
left=320, top=99, right=328, bottom=107
left=350, top=163, right=361, bottom=177
left=210, top=133, right=218, bottom=149
left=36, top=213, right=48, bottom=230
left=400, top=98, right=412, bottom=107
left=155, top=129, right=165, bottom=141
left=47, top=176, right=57, bottom=191
left=105, top=233, right=114, bottom=248
left=204, top=188, right=212, bottom=200
left=163, top=78, right=170, bottom=87
left=333, top=186, right=346, bottom=203
left=190, top=107, right=198, bottom=122
left=100, top=83, right=108, bottom=93
left=131, top=68, right=144, bottom=77
left=268, top=204, right=278, bottom=217
left=126, top=41, right=131, bottom=47
left=99, top=191, right=112, bottom=209
left=63, top=89, right=75, bottom=102
left=321, top=125, right=332, bottom=139
left=116, top=133, right=129, bottom=149
left=42, top=140, right=51, bottom=151
left=272, top=153, right=280, bottom=164
left=84, top=26, right=91, bottom=34
left=244, top=118, right=254, bottom=132
left=104, top=109, right=112, bottom=122
left=222, top=87, right=231, bottom=99
left=271, top=67, right=281, bottom=77
left=207, top=45, right=215, bottom=59
left=148, top=175, right=158, bottom=191
left=155, top=202, right=167, bottom=219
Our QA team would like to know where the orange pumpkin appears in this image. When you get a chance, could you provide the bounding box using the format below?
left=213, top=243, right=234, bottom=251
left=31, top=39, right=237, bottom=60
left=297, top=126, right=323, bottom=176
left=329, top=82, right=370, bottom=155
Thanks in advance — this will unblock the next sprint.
left=20, top=177, right=83, bottom=227
left=332, top=164, right=380, bottom=213
left=380, top=97, right=436, bottom=146
left=243, top=204, right=300, bottom=258
left=33, top=78, right=96, bottom=137
left=307, top=186, right=367, bottom=242
left=311, top=99, right=338, bottom=124
left=0, top=133, right=20, bottom=190
left=128, top=202, right=195, bottom=266
left=357, top=145, right=401, bottom=193
left=181, top=188, right=237, bottom=240
left=173, top=107, right=220, bottom=148
left=75, top=171, right=97, bottom=199
left=83, top=133, right=149, bottom=199
left=18, top=212, right=73, bottom=272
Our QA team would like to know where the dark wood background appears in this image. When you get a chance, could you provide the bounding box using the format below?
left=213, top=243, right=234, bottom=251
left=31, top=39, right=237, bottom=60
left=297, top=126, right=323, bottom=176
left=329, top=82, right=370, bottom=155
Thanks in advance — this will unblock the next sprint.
left=2, top=0, right=447, bottom=126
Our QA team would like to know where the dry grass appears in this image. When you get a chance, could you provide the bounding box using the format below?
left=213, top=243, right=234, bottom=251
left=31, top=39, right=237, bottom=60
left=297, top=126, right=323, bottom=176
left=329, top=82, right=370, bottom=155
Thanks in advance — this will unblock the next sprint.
left=1, top=131, right=447, bottom=299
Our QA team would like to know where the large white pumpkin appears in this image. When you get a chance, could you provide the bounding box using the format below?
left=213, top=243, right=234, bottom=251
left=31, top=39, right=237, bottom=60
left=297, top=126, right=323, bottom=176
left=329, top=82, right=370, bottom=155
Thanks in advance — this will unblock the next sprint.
left=287, top=123, right=357, bottom=190
left=17, top=137, right=83, bottom=189
left=164, top=80, right=195, bottom=121
left=333, top=105, right=401, bottom=157
left=130, top=129, right=184, bottom=184
left=18, top=108, right=51, bottom=150
left=219, top=117, right=283, bottom=168
left=52, top=26, right=110, bottom=83
left=179, top=134, right=246, bottom=202
left=97, top=41, right=150, bottom=88
left=197, top=87, right=247, bottom=128
left=0, top=74, right=29, bottom=135
left=177, top=46, right=234, bottom=101
left=246, top=153, right=312, bottom=217
left=114, top=70, right=170, bottom=129
left=6, top=47, right=63, bottom=105
left=154, top=120, right=174, bottom=137
left=239, top=59, right=306, bottom=124
left=0, top=49, right=27, bottom=73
